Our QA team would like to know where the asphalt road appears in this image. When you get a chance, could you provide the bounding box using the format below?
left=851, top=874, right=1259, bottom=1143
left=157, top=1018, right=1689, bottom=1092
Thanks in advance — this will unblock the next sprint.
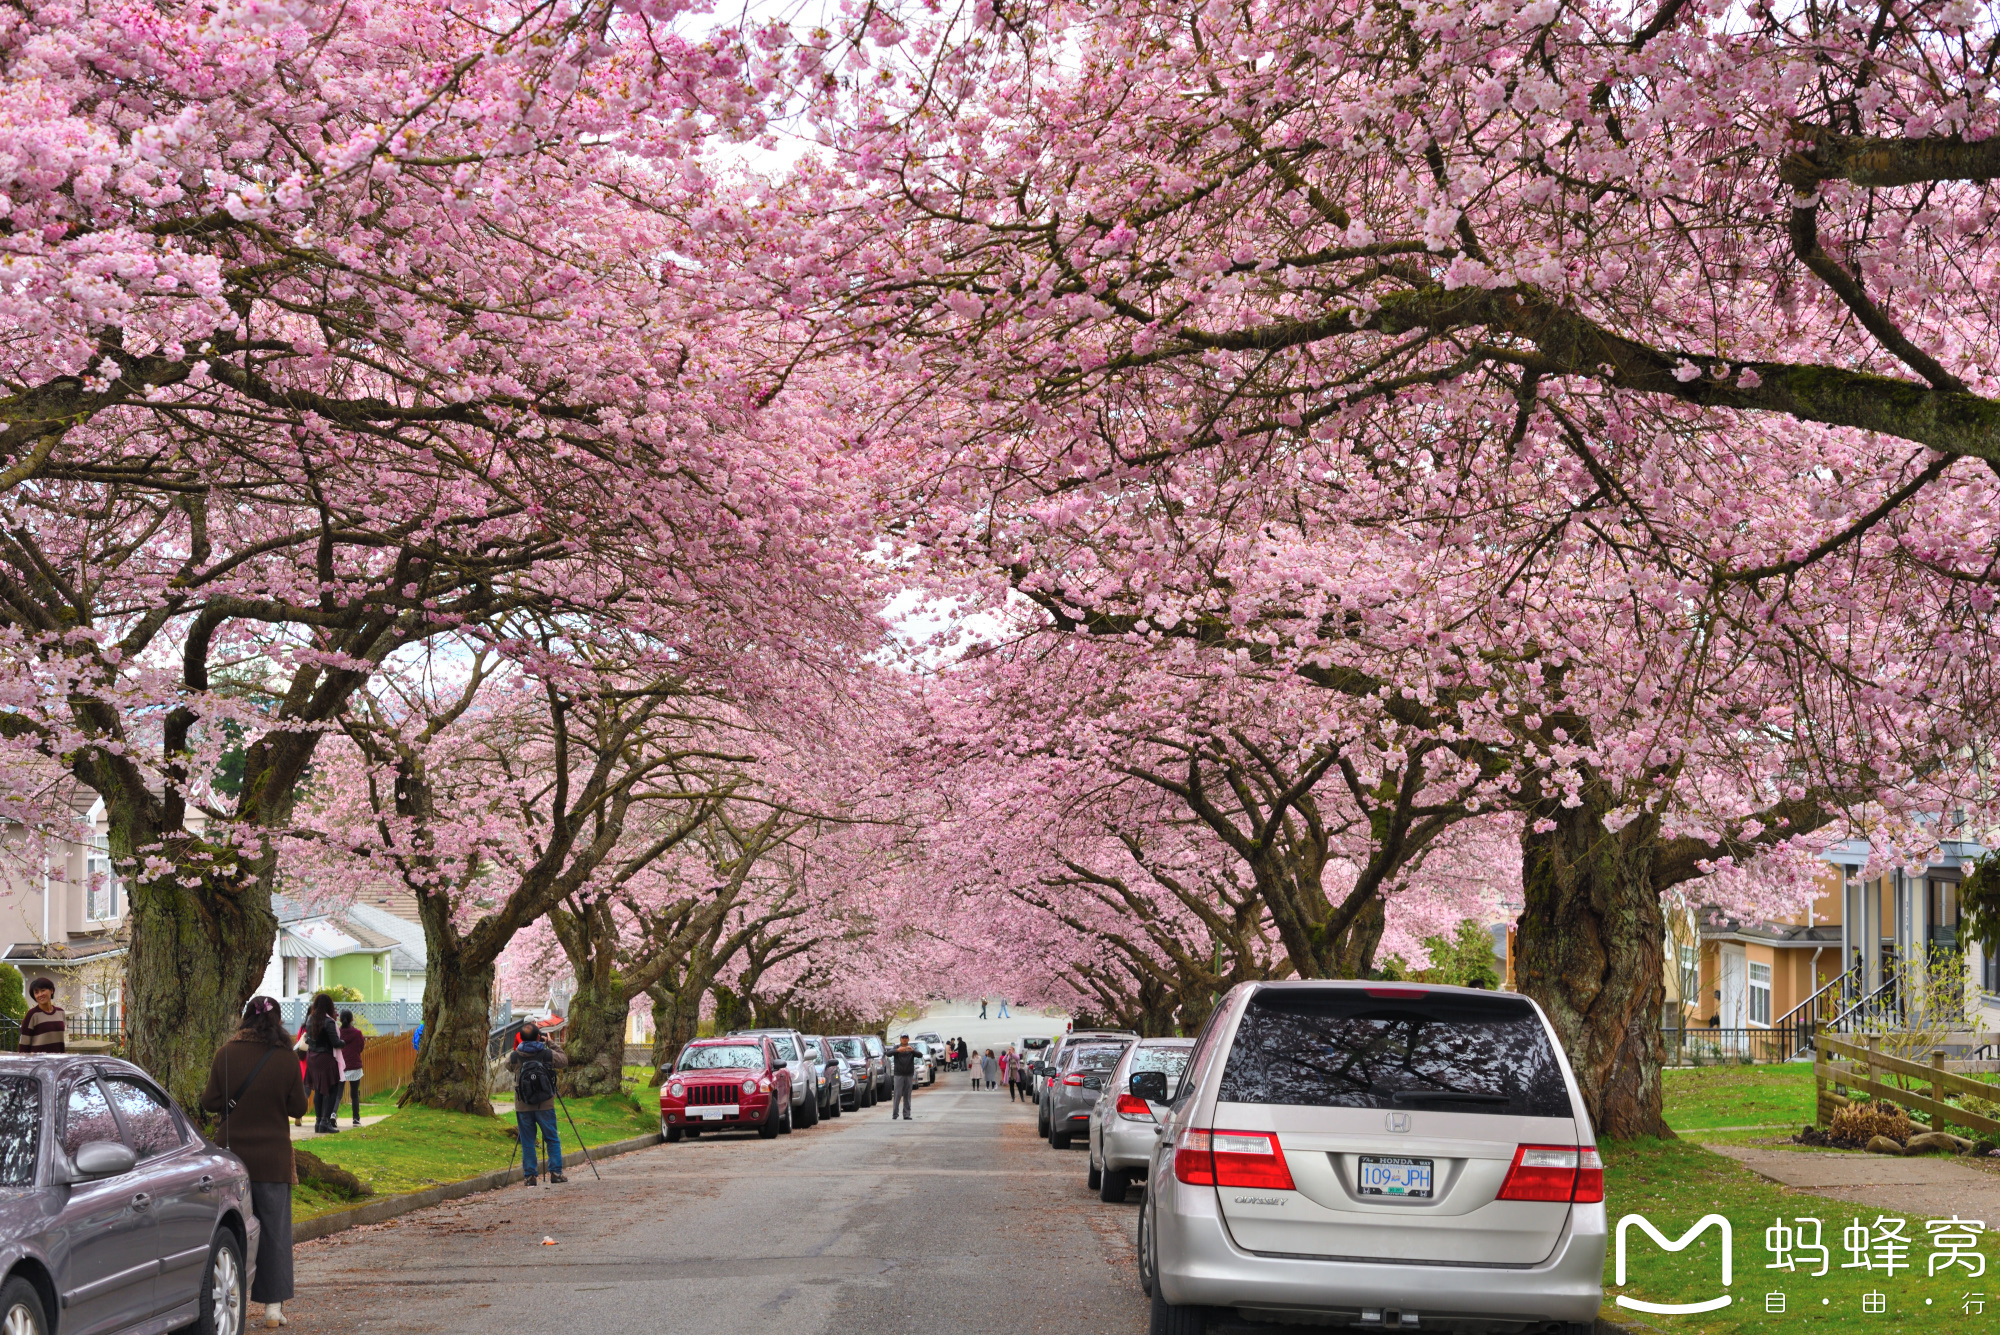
left=283, top=1076, right=1149, bottom=1334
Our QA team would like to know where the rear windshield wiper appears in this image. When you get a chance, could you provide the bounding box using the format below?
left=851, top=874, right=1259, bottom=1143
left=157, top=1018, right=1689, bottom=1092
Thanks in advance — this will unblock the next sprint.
left=1389, top=1090, right=1509, bottom=1104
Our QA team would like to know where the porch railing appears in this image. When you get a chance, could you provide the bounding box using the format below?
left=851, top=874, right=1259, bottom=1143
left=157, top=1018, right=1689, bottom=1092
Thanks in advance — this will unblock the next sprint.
left=1773, top=966, right=1863, bottom=1056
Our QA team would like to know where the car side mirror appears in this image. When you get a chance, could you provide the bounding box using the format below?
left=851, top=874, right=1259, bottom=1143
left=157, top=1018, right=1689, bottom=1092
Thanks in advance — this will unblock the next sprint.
left=1129, top=1071, right=1170, bottom=1104
left=1082, top=1075, right=1102, bottom=1091
left=70, top=1140, right=138, bottom=1180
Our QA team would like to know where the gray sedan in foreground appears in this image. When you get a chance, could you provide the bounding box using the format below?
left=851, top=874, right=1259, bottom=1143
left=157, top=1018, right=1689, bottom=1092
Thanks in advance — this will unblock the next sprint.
left=0, top=1053, right=257, bottom=1335
left=1087, top=1037, right=1193, bottom=1201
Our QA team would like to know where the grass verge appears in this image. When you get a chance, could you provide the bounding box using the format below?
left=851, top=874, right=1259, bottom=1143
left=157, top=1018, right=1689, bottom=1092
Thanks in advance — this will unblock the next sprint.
left=1601, top=1137, right=1997, bottom=1333
left=1661, top=1063, right=1818, bottom=1133
left=290, top=1092, right=658, bottom=1222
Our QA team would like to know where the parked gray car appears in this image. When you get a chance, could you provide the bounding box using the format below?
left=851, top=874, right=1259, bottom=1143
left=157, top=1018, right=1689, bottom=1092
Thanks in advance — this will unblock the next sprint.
left=862, top=1036, right=892, bottom=1102
left=1087, top=1037, right=1193, bottom=1201
left=1037, top=1030, right=1136, bottom=1134
left=729, top=1029, right=822, bottom=1128
left=799, top=1036, right=845, bottom=1121
left=827, top=1037, right=878, bottom=1109
left=1139, top=981, right=1606, bottom=1335
left=1042, top=1040, right=1131, bottom=1150
left=0, top=1053, right=259, bottom=1335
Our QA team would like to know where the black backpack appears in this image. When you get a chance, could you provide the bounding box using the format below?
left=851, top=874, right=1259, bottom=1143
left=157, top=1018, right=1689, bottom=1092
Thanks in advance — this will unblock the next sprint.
left=515, top=1046, right=556, bottom=1105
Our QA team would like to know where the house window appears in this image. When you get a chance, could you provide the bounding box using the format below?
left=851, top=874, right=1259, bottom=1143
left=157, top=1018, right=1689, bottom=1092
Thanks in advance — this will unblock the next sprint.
left=82, top=982, right=121, bottom=1030
left=1983, top=947, right=2000, bottom=997
left=1748, top=961, right=1772, bottom=1027
left=85, top=837, right=119, bottom=923
left=1679, top=945, right=1696, bottom=972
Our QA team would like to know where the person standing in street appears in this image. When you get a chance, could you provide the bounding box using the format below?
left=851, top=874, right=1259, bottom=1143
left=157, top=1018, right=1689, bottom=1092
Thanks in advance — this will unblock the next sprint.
left=303, top=994, right=343, bottom=1134
left=889, top=1033, right=918, bottom=1119
left=997, top=999, right=1011, bottom=1019
left=979, top=999, right=988, bottom=1019
left=981, top=1049, right=998, bottom=1089
left=337, top=1010, right=366, bottom=1127
left=509, top=1022, right=569, bottom=1184
left=19, top=978, right=64, bottom=1053
left=201, top=995, right=309, bottom=1329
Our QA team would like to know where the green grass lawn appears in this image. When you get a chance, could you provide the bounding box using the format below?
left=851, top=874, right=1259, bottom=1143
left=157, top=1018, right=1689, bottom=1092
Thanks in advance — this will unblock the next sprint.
left=1662, top=1063, right=1818, bottom=1133
left=291, top=1091, right=658, bottom=1222
left=1601, top=1137, right=1997, bottom=1333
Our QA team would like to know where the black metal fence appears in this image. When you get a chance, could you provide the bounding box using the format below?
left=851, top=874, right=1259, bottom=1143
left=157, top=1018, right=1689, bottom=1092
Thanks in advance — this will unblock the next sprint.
left=1662, top=1025, right=1809, bottom=1065
left=0, top=1014, right=126, bottom=1053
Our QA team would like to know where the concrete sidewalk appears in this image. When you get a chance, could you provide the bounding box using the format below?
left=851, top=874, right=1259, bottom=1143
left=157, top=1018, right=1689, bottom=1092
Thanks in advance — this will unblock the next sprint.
left=1705, top=1142, right=2000, bottom=1221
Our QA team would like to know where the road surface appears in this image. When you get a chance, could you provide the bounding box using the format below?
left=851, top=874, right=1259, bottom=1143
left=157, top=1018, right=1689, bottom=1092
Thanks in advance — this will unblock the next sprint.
left=283, top=1076, right=1149, bottom=1334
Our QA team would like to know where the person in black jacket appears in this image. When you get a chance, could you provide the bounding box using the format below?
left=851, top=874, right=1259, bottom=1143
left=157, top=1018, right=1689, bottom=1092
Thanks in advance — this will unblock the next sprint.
left=200, top=996, right=309, bottom=1329
left=303, top=994, right=343, bottom=1134
left=889, top=1034, right=918, bottom=1120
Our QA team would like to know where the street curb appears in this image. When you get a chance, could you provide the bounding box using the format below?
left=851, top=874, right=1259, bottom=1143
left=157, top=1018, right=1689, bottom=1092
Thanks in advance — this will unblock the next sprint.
left=293, top=1130, right=663, bottom=1243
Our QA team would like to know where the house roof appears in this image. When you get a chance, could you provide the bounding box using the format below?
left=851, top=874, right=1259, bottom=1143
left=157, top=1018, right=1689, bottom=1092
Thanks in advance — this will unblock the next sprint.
left=341, top=901, right=427, bottom=973
left=5, top=940, right=128, bottom=967
left=269, top=894, right=425, bottom=970
left=1699, top=921, right=1842, bottom=947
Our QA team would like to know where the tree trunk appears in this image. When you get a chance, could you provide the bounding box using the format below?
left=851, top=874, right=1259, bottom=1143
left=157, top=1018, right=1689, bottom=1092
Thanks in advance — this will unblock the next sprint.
left=647, top=970, right=709, bottom=1085
left=124, top=835, right=279, bottom=1112
left=403, top=929, right=496, bottom=1114
left=1513, top=789, right=1670, bottom=1140
left=560, top=975, right=629, bottom=1098
left=1332, top=895, right=1386, bottom=977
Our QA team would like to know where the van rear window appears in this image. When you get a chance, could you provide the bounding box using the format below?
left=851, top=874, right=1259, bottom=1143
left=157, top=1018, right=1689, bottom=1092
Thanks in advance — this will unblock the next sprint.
left=1217, top=989, right=1571, bottom=1118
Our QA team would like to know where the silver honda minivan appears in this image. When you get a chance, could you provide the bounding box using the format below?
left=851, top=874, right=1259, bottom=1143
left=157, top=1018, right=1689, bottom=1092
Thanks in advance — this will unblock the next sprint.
left=1140, top=981, right=1606, bottom=1335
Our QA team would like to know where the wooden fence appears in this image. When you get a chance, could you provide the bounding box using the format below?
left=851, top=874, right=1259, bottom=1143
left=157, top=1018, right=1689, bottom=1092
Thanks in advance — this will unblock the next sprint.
left=355, top=1031, right=418, bottom=1101
left=1814, top=1033, right=2000, bottom=1139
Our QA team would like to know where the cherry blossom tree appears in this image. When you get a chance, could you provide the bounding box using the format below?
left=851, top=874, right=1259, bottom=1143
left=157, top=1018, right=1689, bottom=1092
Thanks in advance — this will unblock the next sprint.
left=744, top=0, right=2000, bottom=1133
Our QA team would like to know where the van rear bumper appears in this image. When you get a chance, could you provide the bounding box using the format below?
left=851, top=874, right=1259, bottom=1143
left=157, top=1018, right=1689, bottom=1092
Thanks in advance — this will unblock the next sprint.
left=1156, top=1178, right=1606, bottom=1324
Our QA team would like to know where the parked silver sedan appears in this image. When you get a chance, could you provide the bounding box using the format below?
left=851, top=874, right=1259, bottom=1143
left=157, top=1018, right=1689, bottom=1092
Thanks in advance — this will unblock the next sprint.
left=0, top=1053, right=259, bottom=1335
left=1140, top=981, right=1606, bottom=1335
left=1087, top=1037, right=1193, bottom=1202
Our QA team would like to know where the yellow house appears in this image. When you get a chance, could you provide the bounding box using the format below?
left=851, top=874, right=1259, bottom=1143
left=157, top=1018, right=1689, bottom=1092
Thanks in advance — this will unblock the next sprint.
left=1690, top=839, right=1988, bottom=1039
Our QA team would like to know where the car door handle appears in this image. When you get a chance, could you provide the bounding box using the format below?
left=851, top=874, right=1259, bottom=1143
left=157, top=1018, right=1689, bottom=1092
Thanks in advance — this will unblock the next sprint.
left=131, top=1192, right=152, bottom=1211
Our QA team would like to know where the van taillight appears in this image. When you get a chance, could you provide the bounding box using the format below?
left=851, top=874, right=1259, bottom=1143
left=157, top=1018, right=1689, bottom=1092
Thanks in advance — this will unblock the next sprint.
left=1175, top=1128, right=1295, bottom=1190
left=1498, top=1144, right=1596, bottom=1201
left=1173, top=1128, right=1215, bottom=1184
left=1574, top=1147, right=1604, bottom=1202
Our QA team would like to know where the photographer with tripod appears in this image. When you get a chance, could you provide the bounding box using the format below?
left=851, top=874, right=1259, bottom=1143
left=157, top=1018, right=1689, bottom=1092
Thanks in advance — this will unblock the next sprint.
left=509, top=1022, right=570, bottom=1186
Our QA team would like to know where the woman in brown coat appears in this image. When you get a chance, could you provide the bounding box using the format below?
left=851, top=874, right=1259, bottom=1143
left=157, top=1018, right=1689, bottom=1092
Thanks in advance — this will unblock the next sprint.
left=200, top=996, right=309, bottom=1329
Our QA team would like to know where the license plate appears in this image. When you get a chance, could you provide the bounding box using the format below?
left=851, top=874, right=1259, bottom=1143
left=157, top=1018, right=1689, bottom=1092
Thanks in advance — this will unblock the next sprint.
left=700, top=1108, right=736, bottom=1120
left=1358, top=1155, right=1433, bottom=1198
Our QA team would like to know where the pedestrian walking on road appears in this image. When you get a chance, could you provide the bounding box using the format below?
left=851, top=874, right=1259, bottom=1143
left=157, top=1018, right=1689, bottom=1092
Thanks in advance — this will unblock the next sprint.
left=337, top=1010, right=366, bottom=1126
left=200, top=995, right=309, bottom=1329
left=889, top=1033, right=918, bottom=1119
left=997, top=999, right=1011, bottom=1019
left=509, top=1022, right=569, bottom=1184
left=19, top=978, right=64, bottom=1053
left=981, top=1050, right=998, bottom=1089
left=979, top=999, right=989, bottom=1019
left=303, top=994, right=343, bottom=1134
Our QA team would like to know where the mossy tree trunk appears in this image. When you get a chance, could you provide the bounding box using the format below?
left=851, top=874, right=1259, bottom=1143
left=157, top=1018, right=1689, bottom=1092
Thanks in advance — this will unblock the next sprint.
left=403, top=910, right=499, bottom=1115
left=124, top=839, right=280, bottom=1113
left=1513, top=785, right=1671, bottom=1140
